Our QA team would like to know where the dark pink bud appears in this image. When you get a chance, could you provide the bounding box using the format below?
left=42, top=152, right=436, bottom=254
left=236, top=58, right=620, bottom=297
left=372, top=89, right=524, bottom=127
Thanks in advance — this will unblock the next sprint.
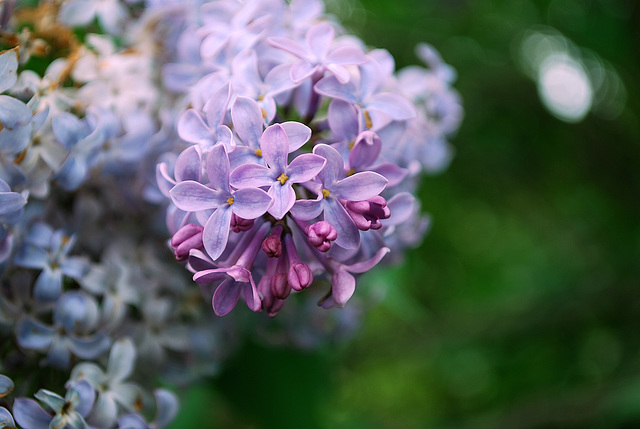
left=230, top=214, right=254, bottom=233
left=267, top=298, right=285, bottom=318
left=288, top=263, right=313, bottom=291
left=307, top=221, right=337, bottom=252
left=170, top=224, right=204, bottom=261
left=270, top=273, right=290, bottom=299
left=261, top=225, right=284, bottom=258
left=345, top=196, right=391, bottom=231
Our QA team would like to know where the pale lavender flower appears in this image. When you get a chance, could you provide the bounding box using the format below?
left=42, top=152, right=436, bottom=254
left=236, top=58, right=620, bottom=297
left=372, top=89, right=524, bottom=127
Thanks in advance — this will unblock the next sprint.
left=291, top=143, right=387, bottom=249
left=116, top=389, right=178, bottom=429
left=269, top=21, right=367, bottom=84
left=58, top=0, right=129, bottom=34
left=0, top=406, right=16, bottom=428
left=0, top=374, right=13, bottom=397
left=13, top=380, right=94, bottom=429
left=170, top=143, right=273, bottom=260
left=229, top=123, right=326, bottom=220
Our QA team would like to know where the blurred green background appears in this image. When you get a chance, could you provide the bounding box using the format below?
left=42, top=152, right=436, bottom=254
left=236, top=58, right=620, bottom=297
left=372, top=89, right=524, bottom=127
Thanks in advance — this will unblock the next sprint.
left=172, top=0, right=640, bottom=428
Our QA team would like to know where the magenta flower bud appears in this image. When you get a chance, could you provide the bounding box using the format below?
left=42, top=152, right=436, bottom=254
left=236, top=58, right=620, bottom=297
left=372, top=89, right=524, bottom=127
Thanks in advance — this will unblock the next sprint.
left=288, top=263, right=313, bottom=291
left=230, top=214, right=254, bottom=233
left=170, top=224, right=204, bottom=261
left=261, top=225, right=284, bottom=258
left=270, top=273, right=290, bottom=299
left=267, top=298, right=285, bottom=318
left=307, top=221, right=337, bottom=252
left=345, top=196, right=391, bottom=231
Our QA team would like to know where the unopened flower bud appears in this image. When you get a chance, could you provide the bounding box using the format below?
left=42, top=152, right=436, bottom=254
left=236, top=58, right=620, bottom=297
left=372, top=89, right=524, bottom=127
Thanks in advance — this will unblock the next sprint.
left=170, top=224, right=204, bottom=261
left=230, top=214, right=254, bottom=233
left=345, top=196, right=391, bottom=231
left=261, top=225, right=283, bottom=257
left=288, top=263, right=313, bottom=291
left=270, top=273, right=290, bottom=299
left=307, top=221, right=337, bottom=252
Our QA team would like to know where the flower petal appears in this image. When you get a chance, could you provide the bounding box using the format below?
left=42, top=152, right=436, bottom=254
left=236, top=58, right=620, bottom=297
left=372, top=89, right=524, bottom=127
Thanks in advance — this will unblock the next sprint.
left=231, top=96, right=263, bottom=149
left=280, top=121, right=311, bottom=153
left=0, top=48, right=18, bottom=93
left=267, top=183, right=296, bottom=220
left=107, top=338, right=136, bottom=383
left=205, top=144, right=230, bottom=192
left=324, top=198, right=359, bottom=249
left=260, top=124, right=288, bottom=173
left=202, top=206, right=232, bottom=260
left=170, top=181, right=227, bottom=212
left=331, top=171, right=387, bottom=201
left=366, top=93, right=417, bottom=120
left=343, top=246, right=390, bottom=273
left=286, top=153, right=326, bottom=183
left=12, top=398, right=52, bottom=429
left=16, top=318, right=54, bottom=351
left=231, top=187, right=273, bottom=219
left=176, top=109, right=211, bottom=144
left=229, top=163, right=273, bottom=188
left=212, top=279, right=241, bottom=316
left=242, top=279, right=261, bottom=312
left=331, top=268, right=356, bottom=307
left=290, top=198, right=324, bottom=221
left=174, top=145, right=202, bottom=183
left=313, top=143, right=344, bottom=187
left=0, top=95, right=31, bottom=129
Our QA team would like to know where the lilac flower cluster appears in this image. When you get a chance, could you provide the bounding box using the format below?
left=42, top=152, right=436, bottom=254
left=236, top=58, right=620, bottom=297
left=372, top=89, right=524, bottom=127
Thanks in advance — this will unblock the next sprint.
left=0, top=0, right=461, bottom=426
left=155, top=0, right=462, bottom=317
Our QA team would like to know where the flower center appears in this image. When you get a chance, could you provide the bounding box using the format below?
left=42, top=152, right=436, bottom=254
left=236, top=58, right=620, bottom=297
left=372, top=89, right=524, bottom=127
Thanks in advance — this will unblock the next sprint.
left=322, top=189, right=330, bottom=198
left=277, top=173, right=289, bottom=185
left=346, top=168, right=355, bottom=176
left=227, top=197, right=234, bottom=205
left=363, top=109, right=373, bottom=129
left=255, top=149, right=262, bottom=157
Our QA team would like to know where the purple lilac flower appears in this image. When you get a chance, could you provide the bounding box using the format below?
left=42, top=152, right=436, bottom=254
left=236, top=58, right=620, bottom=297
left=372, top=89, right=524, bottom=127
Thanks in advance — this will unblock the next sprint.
left=229, top=123, right=326, bottom=220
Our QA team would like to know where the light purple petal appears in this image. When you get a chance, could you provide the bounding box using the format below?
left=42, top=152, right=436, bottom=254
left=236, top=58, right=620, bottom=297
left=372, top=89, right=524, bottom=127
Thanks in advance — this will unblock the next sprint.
left=88, top=393, right=117, bottom=428
left=0, top=96, right=31, bottom=129
left=231, top=96, right=263, bottom=149
left=212, top=279, right=241, bottom=316
left=0, top=375, right=13, bottom=397
left=325, top=63, right=350, bottom=84
left=242, top=280, right=261, bottom=312
left=290, top=60, right=317, bottom=83
left=313, top=143, right=344, bottom=186
left=193, top=267, right=231, bottom=284
left=372, top=163, right=408, bottom=187
left=349, top=131, right=381, bottom=170
left=202, top=206, right=232, bottom=260
left=231, top=187, right=272, bottom=219
left=204, top=83, right=231, bottom=127
left=170, top=181, right=227, bottom=212
left=155, top=163, right=175, bottom=197
left=268, top=37, right=306, bottom=59
left=177, top=110, right=211, bottom=144
left=33, top=268, right=62, bottom=302
left=61, top=256, right=88, bottom=279
left=267, top=183, right=296, bottom=220
left=175, top=145, right=202, bottom=183
left=14, top=245, right=48, bottom=269
left=327, top=46, right=368, bottom=66
left=290, top=198, right=324, bottom=221
left=154, top=389, right=179, bottom=428
left=286, top=153, right=326, bottom=183
left=314, top=76, right=358, bottom=103
left=280, top=122, right=311, bottom=153
left=324, top=199, right=359, bottom=249
left=264, top=64, right=297, bottom=96
left=205, top=144, right=230, bottom=192
left=344, top=247, right=390, bottom=273
left=229, top=163, right=273, bottom=188
left=12, top=398, right=52, bottom=429
left=385, top=193, right=415, bottom=226
left=331, top=171, right=387, bottom=201
left=306, top=22, right=333, bottom=61
left=260, top=124, right=288, bottom=173
left=70, top=379, right=95, bottom=417
left=366, top=93, right=417, bottom=120
left=331, top=268, right=356, bottom=307
left=328, top=99, right=360, bottom=141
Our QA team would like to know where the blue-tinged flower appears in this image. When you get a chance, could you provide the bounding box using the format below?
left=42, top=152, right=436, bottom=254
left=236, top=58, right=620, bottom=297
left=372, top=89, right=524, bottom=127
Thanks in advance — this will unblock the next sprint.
left=17, top=291, right=110, bottom=369
left=176, top=83, right=233, bottom=150
left=58, top=0, right=128, bottom=34
left=0, top=374, right=14, bottom=397
left=229, top=123, right=326, bottom=220
left=14, top=223, right=89, bottom=301
left=291, top=143, right=388, bottom=249
left=0, top=406, right=16, bottom=429
left=0, top=47, right=18, bottom=93
left=170, top=144, right=273, bottom=260
left=13, top=380, right=95, bottom=429
left=116, top=389, right=178, bottom=429
left=70, top=338, right=141, bottom=428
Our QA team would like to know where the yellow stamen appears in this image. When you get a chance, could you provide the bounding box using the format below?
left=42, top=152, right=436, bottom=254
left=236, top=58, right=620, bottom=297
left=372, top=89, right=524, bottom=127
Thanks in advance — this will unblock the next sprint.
left=227, top=197, right=234, bottom=205
left=261, top=108, right=268, bottom=119
left=346, top=168, right=355, bottom=177
left=322, top=189, right=330, bottom=198
left=363, top=109, right=373, bottom=129
left=348, top=140, right=355, bottom=150
left=255, top=149, right=263, bottom=157
left=277, top=173, right=289, bottom=185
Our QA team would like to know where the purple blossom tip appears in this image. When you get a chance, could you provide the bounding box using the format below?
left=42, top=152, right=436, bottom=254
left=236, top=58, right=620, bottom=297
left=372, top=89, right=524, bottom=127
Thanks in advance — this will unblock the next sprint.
left=171, top=224, right=204, bottom=261
left=270, top=274, right=290, bottom=300
left=307, top=221, right=337, bottom=252
left=230, top=214, right=254, bottom=233
left=288, top=263, right=313, bottom=291
left=261, top=225, right=284, bottom=258
left=345, top=196, right=391, bottom=231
